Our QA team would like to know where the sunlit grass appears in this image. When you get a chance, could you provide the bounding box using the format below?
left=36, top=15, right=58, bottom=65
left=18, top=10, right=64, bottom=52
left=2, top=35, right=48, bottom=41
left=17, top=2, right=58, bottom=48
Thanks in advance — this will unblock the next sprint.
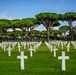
left=0, top=42, right=76, bottom=75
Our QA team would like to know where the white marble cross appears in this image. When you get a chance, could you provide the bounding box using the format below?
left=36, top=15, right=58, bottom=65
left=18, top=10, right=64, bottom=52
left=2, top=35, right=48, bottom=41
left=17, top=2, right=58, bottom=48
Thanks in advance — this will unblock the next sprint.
left=23, top=43, right=26, bottom=49
left=3, top=44, right=6, bottom=51
left=28, top=45, right=35, bottom=57
left=52, top=46, right=58, bottom=57
left=7, top=45, right=12, bottom=56
left=61, top=42, right=64, bottom=49
left=50, top=45, right=53, bottom=52
left=17, top=43, right=21, bottom=52
left=33, top=45, right=36, bottom=52
left=12, top=42, right=15, bottom=49
left=74, top=44, right=76, bottom=49
left=1, top=43, right=4, bottom=49
left=66, top=44, right=70, bottom=52
left=58, top=52, right=69, bottom=71
left=27, top=42, right=30, bottom=48
left=57, top=42, right=60, bottom=48
left=17, top=51, right=28, bottom=70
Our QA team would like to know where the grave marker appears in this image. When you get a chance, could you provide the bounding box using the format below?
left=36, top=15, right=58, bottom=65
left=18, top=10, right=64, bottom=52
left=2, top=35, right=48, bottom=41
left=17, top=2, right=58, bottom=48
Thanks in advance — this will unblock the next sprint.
left=7, top=45, right=12, bottom=56
left=28, top=45, right=35, bottom=57
left=3, top=44, right=6, bottom=51
left=17, top=43, right=21, bottom=52
left=61, top=42, right=64, bottom=49
left=58, top=51, right=69, bottom=71
left=53, top=46, right=58, bottom=57
left=50, top=45, right=53, bottom=52
left=17, top=51, right=28, bottom=70
left=66, top=44, right=70, bottom=52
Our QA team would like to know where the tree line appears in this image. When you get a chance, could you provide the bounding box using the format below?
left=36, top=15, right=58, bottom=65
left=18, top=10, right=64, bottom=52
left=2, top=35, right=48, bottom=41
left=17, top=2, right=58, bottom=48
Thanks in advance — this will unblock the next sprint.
left=0, top=12, right=76, bottom=41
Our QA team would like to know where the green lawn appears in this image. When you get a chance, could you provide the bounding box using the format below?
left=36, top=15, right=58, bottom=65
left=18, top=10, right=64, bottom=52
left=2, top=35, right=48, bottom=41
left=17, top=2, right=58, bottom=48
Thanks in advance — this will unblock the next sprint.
left=0, top=42, right=76, bottom=75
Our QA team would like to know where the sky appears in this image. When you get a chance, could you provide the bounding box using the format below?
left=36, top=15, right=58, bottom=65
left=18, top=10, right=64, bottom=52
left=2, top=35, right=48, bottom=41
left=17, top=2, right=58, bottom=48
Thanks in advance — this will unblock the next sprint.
left=0, top=0, right=76, bottom=31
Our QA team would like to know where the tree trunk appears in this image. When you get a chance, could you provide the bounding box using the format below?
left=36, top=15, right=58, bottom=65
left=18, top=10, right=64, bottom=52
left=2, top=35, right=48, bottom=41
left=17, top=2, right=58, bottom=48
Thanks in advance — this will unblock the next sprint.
left=4, top=32, right=7, bottom=41
left=13, top=28, right=16, bottom=41
left=2, top=28, right=7, bottom=41
left=25, top=31, right=28, bottom=40
left=68, top=21, right=74, bottom=41
left=30, top=27, right=33, bottom=41
left=64, top=32, right=66, bottom=41
left=46, top=27, right=50, bottom=42
left=54, top=34, right=56, bottom=40
left=71, top=28, right=74, bottom=41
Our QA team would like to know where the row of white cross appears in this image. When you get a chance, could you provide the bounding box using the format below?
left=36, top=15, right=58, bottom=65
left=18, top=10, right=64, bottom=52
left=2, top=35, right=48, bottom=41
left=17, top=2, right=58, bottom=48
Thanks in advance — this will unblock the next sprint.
left=28, top=41, right=42, bottom=57
left=45, top=41, right=69, bottom=71
left=0, top=41, right=38, bottom=56
left=0, top=41, right=76, bottom=71
left=0, top=41, right=42, bottom=70
left=17, top=41, right=42, bottom=70
left=45, top=41, right=58, bottom=57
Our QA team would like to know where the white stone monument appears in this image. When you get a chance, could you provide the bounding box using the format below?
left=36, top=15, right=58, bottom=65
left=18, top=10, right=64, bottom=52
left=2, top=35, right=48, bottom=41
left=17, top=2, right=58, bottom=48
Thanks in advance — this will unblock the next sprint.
left=17, top=51, right=28, bottom=70
left=12, top=42, right=15, bottom=49
left=50, top=45, right=53, bottom=52
left=53, top=46, right=58, bottom=57
left=7, top=45, right=12, bottom=56
left=23, top=43, right=26, bottom=49
left=57, top=42, right=60, bottom=48
left=66, top=44, right=70, bottom=52
left=17, top=43, right=21, bottom=52
left=33, top=45, right=36, bottom=52
left=28, top=45, right=35, bottom=57
left=3, top=44, right=6, bottom=51
left=61, top=42, right=64, bottom=49
left=58, top=51, right=69, bottom=71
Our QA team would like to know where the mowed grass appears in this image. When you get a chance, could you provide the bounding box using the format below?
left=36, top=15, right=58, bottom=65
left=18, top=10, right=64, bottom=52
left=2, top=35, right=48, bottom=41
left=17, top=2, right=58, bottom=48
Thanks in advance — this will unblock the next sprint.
left=0, top=42, right=76, bottom=75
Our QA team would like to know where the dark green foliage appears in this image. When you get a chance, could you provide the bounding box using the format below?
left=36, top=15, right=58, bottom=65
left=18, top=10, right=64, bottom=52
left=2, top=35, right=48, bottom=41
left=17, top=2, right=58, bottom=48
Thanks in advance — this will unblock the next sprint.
left=63, top=12, right=76, bottom=21
left=7, top=30, right=23, bottom=36
left=32, top=30, right=41, bottom=37
left=62, top=12, right=76, bottom=41
left=12, top=19, right=21, bottom=28
left=0, top=11, right=76, bottom=41
left=35, top=12, right=60, bottom=41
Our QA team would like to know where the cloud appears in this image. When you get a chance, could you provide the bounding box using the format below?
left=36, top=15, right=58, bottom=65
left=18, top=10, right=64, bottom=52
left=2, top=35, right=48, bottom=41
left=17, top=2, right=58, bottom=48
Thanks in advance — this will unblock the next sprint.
left=0, top=12, right=12, bottom=20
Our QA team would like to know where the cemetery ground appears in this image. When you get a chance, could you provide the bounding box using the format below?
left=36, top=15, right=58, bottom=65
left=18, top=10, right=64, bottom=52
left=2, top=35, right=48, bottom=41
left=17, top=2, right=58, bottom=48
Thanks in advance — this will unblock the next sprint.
left=0, top=42, right=76, bottom=75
